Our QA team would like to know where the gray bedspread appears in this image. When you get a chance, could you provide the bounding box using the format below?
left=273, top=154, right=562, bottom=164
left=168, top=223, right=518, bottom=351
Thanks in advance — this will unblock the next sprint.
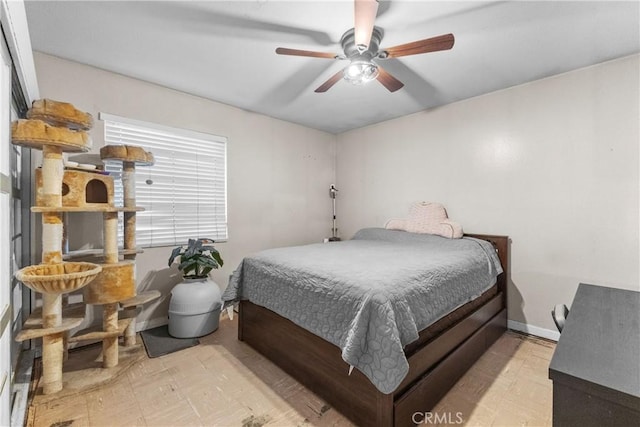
left=222, top=228, right=503, bottom=394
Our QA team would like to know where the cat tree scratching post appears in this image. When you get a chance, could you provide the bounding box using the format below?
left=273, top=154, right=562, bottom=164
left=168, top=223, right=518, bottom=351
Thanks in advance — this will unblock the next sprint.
left=123, top=161, right=136, bottom=257
left=102, top=210, right=120, bottom=367
left=122, top=161, right=138, bottom=346
left=100, top=146, right=160, bottom=348
left=11, top=113, right=101, bottom=395
left=40, top=145, right=64, bottom=393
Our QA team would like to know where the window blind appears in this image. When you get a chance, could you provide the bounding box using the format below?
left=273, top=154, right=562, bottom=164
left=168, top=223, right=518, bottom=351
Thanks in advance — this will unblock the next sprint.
left=100, top=113, right=227, bottom=248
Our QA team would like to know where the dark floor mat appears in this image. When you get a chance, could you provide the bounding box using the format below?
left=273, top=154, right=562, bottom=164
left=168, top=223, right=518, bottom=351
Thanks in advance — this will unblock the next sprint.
left=140, top=325, right=199, bottom=358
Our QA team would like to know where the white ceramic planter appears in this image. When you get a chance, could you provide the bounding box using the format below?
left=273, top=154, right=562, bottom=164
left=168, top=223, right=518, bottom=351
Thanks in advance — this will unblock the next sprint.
left=168, top=276, right=222, bottom=338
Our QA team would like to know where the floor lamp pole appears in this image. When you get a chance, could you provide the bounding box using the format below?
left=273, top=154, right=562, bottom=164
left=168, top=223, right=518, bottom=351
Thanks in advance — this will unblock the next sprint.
left=329, top=184, right=340, bottom=241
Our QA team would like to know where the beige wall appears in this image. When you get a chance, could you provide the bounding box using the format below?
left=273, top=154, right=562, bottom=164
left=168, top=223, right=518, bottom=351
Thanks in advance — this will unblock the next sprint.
left=33, top=52, right=336, bottom=329
left=33, top=51, right=639, bottom=338
left=336, top=54, right=640, bottom=336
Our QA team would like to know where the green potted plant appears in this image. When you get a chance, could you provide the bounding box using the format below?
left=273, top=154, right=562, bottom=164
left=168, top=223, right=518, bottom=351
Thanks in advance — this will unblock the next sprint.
left=167, top=238, right=224, bottom=338
left=168, top=238, right=224, bottom=279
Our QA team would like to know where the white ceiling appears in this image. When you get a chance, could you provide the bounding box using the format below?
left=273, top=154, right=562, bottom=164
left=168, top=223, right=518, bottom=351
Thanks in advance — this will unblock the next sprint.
left=24, top=1, right=640, bottom=134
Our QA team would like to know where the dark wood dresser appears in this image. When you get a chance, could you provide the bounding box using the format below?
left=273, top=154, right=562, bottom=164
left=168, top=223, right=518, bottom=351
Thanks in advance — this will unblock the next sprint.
left=549, top=283, right=640, bottom=426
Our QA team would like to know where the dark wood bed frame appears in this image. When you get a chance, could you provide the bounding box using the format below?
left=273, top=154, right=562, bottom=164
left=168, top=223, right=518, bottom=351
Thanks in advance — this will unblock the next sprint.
left=238, top=234, right=509, bottom=426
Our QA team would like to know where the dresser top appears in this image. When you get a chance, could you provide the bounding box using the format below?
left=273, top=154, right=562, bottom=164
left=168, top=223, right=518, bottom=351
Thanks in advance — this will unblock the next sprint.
left=549, top=283, right=640, bottom=399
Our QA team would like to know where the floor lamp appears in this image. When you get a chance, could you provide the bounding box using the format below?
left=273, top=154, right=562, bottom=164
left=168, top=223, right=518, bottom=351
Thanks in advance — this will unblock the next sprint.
left=329, top=184, right=341, bottom=241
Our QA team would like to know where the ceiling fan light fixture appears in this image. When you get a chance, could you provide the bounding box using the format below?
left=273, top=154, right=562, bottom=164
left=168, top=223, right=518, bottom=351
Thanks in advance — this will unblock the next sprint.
left=276, top=1, right=453, bottom=94
left=343, top=60, right=379, bottom=85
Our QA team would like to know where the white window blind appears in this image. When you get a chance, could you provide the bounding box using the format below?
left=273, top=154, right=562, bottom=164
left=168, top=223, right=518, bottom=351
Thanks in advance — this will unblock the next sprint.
left=100, top=113, right=227, bottom=248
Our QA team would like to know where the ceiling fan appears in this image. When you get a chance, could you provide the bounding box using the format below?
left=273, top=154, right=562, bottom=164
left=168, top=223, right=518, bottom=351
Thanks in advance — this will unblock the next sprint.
left=275, top=0, right=455, bottom=93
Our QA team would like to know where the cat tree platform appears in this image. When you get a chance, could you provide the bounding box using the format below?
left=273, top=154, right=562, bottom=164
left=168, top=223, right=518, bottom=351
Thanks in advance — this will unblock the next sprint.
left=11, top=119, right=91, bottom=152
left=27, top=98, right=94, bottom=130
left=68, top=318, right=133, bottom=343
left=31, top=206, right=144, bottom=213
left=62, top=248, right=144, bottom=261
left=15, top=303, right=86, bottom=342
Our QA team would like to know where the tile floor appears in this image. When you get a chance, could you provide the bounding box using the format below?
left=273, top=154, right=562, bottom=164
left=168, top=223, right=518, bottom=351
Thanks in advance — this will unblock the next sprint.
left=28, top=317, right=556, bottom=426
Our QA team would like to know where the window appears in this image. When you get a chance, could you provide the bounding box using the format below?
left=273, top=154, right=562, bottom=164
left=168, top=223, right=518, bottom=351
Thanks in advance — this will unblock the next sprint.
left=100, top=113, right=227, bottom=247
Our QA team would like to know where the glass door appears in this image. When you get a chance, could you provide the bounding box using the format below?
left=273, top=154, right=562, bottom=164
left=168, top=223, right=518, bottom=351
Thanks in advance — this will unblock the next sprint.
left=0, top=33, right=14, bottom=427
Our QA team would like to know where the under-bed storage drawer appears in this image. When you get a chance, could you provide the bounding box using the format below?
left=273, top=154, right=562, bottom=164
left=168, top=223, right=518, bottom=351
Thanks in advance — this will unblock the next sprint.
left=394, top=306, right=506, bottom=426
left=396, top=295, right=504, bottom=394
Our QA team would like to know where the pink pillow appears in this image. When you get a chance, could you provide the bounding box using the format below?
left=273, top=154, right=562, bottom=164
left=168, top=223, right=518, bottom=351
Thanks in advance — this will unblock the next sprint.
left=385, top=202, right=463, bottom=239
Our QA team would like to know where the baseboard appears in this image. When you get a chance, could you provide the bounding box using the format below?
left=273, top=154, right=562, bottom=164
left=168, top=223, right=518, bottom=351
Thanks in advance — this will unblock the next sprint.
left=135, top=316, right=168, bottom=332
left=508, top=320, right=560, bottom=342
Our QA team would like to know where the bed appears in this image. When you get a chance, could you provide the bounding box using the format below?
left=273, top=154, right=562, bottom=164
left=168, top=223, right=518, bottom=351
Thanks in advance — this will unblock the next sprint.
left=223, top=228, right=509, bottom=426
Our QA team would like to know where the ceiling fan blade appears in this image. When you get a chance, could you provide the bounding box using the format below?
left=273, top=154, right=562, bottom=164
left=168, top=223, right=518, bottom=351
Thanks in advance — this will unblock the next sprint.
left=138, top=2, right=335, bottom=46
left=376, top=66, right=404, bottom=92
left=315, top=69, right=345, bottom=93
left=276, top=47, right=337, bottom=59
left=354, top=0, right=379, bottom=50
left=383, top=33, right=455, bottom=58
